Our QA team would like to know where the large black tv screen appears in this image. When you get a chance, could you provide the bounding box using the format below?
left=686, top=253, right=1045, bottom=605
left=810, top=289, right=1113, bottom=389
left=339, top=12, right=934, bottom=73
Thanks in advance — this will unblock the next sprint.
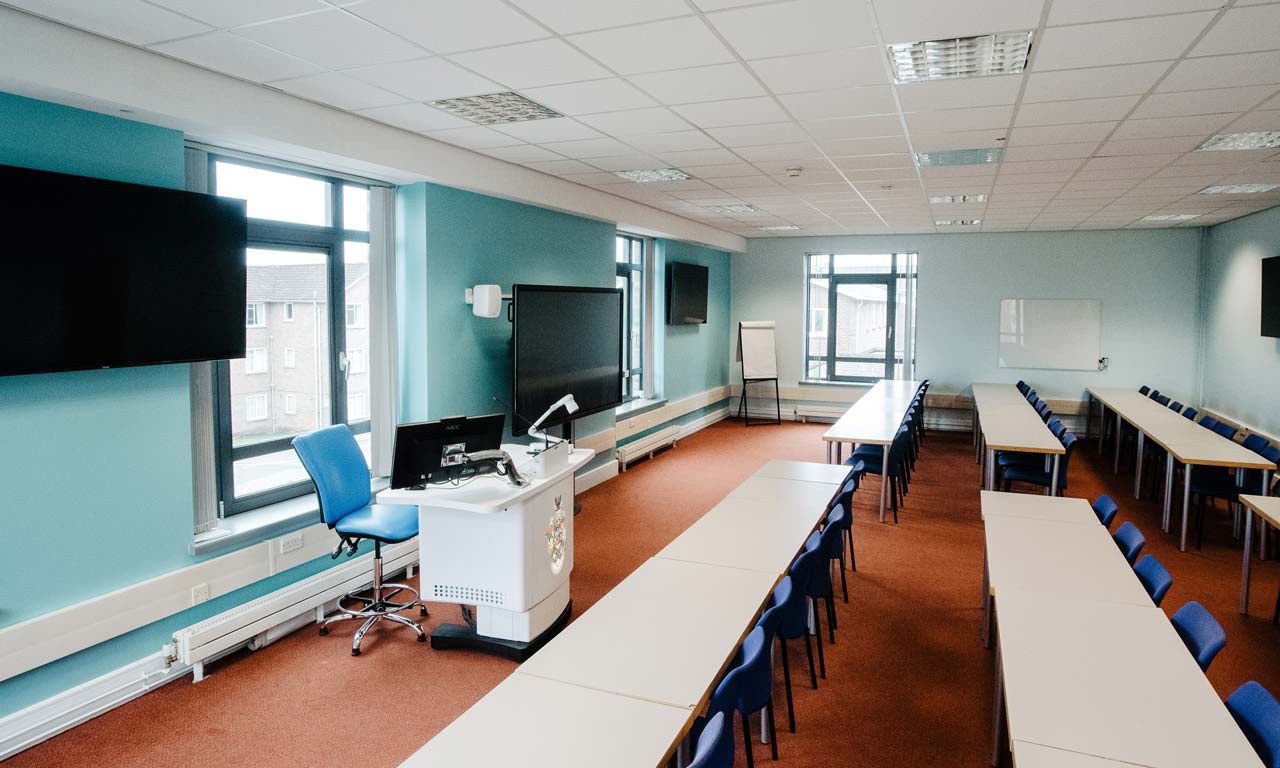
left=512, top=285, right=623, bottom=436
left=1264, top=255, right=1280, bottom=338
left=0, top=164, right=248, bottom=376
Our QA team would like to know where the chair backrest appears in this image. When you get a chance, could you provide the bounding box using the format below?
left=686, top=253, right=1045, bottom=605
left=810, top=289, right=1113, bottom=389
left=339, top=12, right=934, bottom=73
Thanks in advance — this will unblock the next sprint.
left=292, top=425, right=373, bottom=527
left=1155, top=394, right=1171, bottom=406
left=688, top=711, right=733, bottom=768
left=1133, top=555, right=1173, bottom=607
left=1213, top=422, right=1239, bottom=440
left=1092, top=494, right=1119, bottom=529
left=1263, top=445, right=1280, bottom=470
left=1139, top=385, right=1151, bottom=395
left=1183, top=407, right=1198, bottom=421
left=1150, top=389, right=1161, bottom=400
left=1200, top=415, right=1221, bottom=431
left=1226, top=681, right=1280, bottom=768
left=1056, top=433, right=1078, bottom=487
left=1244, top=434, right=1271, bottom=455
left=734, top=626, right=774, bottom=715
left=1169, top=401, right=1183, bottom=413
left=820, top=505, right=847, bottom=558
left=1016, top=380, right=1029, bottom=395
left=1113, top=521, right=1145, bottom=564
left=764, top=575, right=808, bottom=642
left=789, top=542, right=819, bottom=597
left=802, top=530, right=829, bottom=597
left=1171, top=601, right=1226, bottom=672
left=1027, top=390, right=1038, bottom=403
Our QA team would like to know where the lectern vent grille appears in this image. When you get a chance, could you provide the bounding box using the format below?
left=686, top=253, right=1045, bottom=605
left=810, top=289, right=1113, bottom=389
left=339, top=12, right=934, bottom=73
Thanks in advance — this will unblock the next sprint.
left=434, top=584, right=505, bottom=606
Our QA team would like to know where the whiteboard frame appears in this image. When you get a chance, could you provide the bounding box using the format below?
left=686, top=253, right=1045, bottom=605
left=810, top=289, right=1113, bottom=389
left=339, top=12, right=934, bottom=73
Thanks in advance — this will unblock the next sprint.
left=997, top=298, right=1102, bottom=372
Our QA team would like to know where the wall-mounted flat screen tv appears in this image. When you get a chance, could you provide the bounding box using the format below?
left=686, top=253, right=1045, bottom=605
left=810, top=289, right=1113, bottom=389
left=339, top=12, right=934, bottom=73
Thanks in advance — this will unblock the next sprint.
left=1264, top=255, right=1280, bottom=338
left=0, top=163, right=248, bottom=376
left=667, top=261, right=709, bottom=325
left=511, top=284, right=623, bottom=437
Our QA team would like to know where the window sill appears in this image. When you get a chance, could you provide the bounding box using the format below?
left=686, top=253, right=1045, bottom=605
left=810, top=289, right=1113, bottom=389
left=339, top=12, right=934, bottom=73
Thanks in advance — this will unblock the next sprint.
left=615, top=397, right=667, bottom=420
left=192, top=476, right=390, bottom=557
left=797, top=380, right=876, bottom=389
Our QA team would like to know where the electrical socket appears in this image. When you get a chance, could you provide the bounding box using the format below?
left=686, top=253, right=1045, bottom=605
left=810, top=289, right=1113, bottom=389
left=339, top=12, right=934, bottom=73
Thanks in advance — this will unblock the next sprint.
left=279, top=531, right=305, bottom=555
left=191, top=583, right=210, bottom=605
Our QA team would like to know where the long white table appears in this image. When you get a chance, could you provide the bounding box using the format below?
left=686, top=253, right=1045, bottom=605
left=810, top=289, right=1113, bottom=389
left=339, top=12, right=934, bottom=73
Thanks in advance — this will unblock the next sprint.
left=822, top=379, right=921, bottom=522
left=1088, top=387, right=1274, bottom=551
left=972, top=383, right=1065, bottom=495
left=1239, top=494, right=1280, bottom=614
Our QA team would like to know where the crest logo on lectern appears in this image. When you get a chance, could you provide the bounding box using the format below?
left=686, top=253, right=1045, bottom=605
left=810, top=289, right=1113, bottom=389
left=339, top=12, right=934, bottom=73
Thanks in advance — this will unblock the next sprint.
left=546, top=495, right=568, bottom=575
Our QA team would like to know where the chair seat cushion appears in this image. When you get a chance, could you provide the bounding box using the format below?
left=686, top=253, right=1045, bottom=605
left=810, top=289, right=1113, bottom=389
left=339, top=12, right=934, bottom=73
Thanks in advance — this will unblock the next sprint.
left=335, top=503, right=419, bottom=543
left=997, top=451, right=1041, bottom=468
left=1193, top=471, right=1240, bottom=499
left=1003, top=466, right=1065, bottom=489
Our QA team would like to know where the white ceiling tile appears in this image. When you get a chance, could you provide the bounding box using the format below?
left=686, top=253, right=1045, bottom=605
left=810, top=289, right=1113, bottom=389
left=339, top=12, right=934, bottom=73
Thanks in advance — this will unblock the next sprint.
left=682, top=163, right=763, bottom=178
left=524, top=158, right=601, bottom=175
left=674, top=97, right=791, bottom=128
left=1048, top=0, right=1225, bottom=26
left=570, top=17, right=735, bottom=74
left=805, top=113, right=904, bottom=140
left=1007, top=122, right=1118, bottom=145
left=627, top=63, right=766, bottom=105
left=625, top=131, right=721, bottom=153
left=7, top=0, right=210, bottom=44
left=874, top=0, right=1045, bottom=43
left=356, top=102, right=470, bottom=131
left=832, top=154, right=914, bottom=170
left=655, top=148, right=744, bottom=166
left=238, top=9, right=426, bottom=69
left=1001, top=158, right=1086, bottom=174
left=910, top=129, right=1008, bottom=151
left=153, top=32, right=321, bottom=82
left=1193, top=4, right=1280, bottom=57
left=586, top=153, right=669, bottom=171
left=748, top=47, right=889, bottom=94
left=1023, top=63, right=1170, bottom=103
left=509, top=0, right=691, bottom=34
left=897, top=76, right=1022, bottom=112
left=540, top=137, right=637, bottom=158
left=521, top=79, right=656, bottom=115
left=450, top=39, right=611, bottom=89
left=821, top=136, right=912, bottom=156
left=1015, top=96, right=1140, bottom=127
left=270, top=72, right=405, bottom=110
left=1111, top=113, right=1238, bottom=139
left=1097, top=136, right=1206, bottom=155
left=1001, top=142, right=1100, bottom=161
left=1084, top=154, right=1180, bottom=170
left=711, top=175, right=776, bottom=188
left=478, top=144, right=567, bottom=163
left=425, top=126, right=524, bottom=149
left=907, top=106, right=1013, bottom=133
left=1033, top=14, right=1217, bottom=70
left=779, top=87, right=897, bottom=120
left=1136, top=86, right=1277, bottom=118
left=1227, top=110, right=1280, bottom=132
left=1159, top=52, right=1280, bottom=92
left=707, top=0, right=877, bottom=60
left=147, top=0, right=323, bottom=28
left=491, top=116, right=604, bottom=142
left=346, top=0, right=547, bottom=54
left=706, top=122, right=810, bottom=146
left=733, top=143, right=823, bottom=162
left=578, top=108, right=693, bottom=135
left=345, top=58, right=501, bottom=102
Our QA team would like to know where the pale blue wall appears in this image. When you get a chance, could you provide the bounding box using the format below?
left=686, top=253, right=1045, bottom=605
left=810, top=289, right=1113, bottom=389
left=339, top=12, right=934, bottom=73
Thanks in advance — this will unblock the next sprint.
left=735, top=230, right=1203, bottom=401
left=654, top=239, right=732, bottom=402
left=1202, top=207, right=1280, bottom=434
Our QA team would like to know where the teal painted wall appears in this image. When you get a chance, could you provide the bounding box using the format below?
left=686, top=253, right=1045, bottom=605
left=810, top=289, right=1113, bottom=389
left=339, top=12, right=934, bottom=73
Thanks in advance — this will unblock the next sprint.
left=655, top=239, right=732, bottom=402
left=396, top=182, right=617, bottom=441
left=1202, top=207, right=1280, bottom=434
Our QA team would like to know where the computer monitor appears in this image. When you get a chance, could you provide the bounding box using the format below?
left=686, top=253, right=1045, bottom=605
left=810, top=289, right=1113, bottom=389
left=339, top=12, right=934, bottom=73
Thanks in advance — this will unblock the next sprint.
left=390, top=413, right=506, bottom=489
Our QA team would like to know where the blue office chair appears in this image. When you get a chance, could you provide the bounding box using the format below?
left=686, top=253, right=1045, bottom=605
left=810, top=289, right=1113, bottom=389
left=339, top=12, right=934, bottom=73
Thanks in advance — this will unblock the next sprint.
left=833, top=477, right=858, bottom=571
left=1171, top=601, right=1226, bottom=672
left=1002, top=433, right=1077, bottom=495
left=1170, top=400, right=1183, bottom=413
left=1227, top=682, right=1280, bottom=768
left=1150, top=389, right=1161, bottom=400
left=805, top=529, right=839, bottom=642
left=1133, top=555, right=1173, bottom=607
left=1139, top=385, right=1151, bottom=395
left=1244, top=434, right=1271, bottom=454
left=1183, top=407, right=1198, bottom=421
left=758, top=576, right=808, bottom=733
left=789, top=544, right=826, bottom=682
left=1092, top=494, right=1119, bottom=529
left=1113, top=521, right=1145, bottom=564
left=688, top=711, right=734, bottom=768
left=822, top=503, right=851, bottom=601
left=1155, top=394, right=1171, bottom=407
left=293, top=425, right=427, bottom=655
left=1214, top=421, right=1239, bottom=440
left=705, top=626, right=775, bottom=768
left=1200, top=415, right=1221, bottom=431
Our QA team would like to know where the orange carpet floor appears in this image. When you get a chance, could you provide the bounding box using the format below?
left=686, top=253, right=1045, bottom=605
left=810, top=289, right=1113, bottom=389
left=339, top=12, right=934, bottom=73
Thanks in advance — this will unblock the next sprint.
left=11, top=420, right=1280, bottom=767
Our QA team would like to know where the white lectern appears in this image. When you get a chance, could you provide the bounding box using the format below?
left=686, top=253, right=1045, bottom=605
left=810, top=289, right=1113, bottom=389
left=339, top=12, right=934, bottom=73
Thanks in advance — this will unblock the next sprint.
left=377, top=443, right=593, bottom=660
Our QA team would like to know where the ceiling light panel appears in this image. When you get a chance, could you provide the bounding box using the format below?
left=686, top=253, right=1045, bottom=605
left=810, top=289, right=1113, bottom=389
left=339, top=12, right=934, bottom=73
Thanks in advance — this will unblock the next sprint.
left=1198, top=184, right=1280, bottom=194
left=706, top=204, right=758, bottom=213
left=614, top=169, right=692, bottom=182
left=759, top=225, right=801, bottom=231
left=915, top=148, right=1003, bottom=167
left=888, top=31, right=1033, bottom=84
left=929, top=194, right=988, bottom=204
left=1142, top=214, right=1200, bottom=221
left=430, top=92, right=561, bottom=125
left=935, top=219, right=982, bottom=226
left=1196, top=132, right=1280, bottom=151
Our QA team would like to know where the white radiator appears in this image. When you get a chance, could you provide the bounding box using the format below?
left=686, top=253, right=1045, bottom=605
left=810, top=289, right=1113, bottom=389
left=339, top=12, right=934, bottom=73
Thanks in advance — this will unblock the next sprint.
left=794, top=404, right=847, bottom=422
left=171, top=541, right=418, bottom=681
left=617, top=425, right=681, bottom=470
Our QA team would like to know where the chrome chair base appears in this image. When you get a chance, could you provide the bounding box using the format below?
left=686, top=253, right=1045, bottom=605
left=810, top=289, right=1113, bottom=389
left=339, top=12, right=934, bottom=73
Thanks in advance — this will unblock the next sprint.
left=318, top=566, right=430, bottom=655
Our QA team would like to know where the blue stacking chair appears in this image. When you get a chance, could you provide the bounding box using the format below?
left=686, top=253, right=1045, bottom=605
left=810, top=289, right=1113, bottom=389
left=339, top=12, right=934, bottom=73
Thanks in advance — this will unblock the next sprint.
left=1150, top=389, right=1162, bottom=400
left=293, top=425, right=427, bottom=655
left=1214, top=421, right=1239, bottom=440
left=846, top=428, right=911, bottom=522
left=1244, top=434, right=1271, bottom=454
left=707, top=626, right=776, bottom=768
left=789, top=544, right=827, bottom=681
left=1170, top=400, right=1183, bottom=413
left=1113, top=521, right=1145, bottom=564
left=1139, top=385, right=1151, bottom=395
left=804, top=530, right=838, bottom=643
left=1002, top=433, right=1077, bottom=495
left=1171, top=601, right=1226, bottom=672
left=1227, top=682, right=1280, bottom=768
left=998, top=419, right=1065, bottom=470
left=822, top=504, right=851, bottom=602
left=758, top=576, right=810, bottom=733
left=1016, top=380, right=1029, bottom=395
left=1133, top=555, right=1173, bottom=607
left=833, top=476, right=858, bottom=571
left=1200, top=415, right=1221, bottom=431
left=1183, top=407, right=1199, bottom=421
left=1155, top=394, right=1171, bottom=406
left=688, top=711, right=734, bottom=768
left=1093, top=494, right=1119, bottom=529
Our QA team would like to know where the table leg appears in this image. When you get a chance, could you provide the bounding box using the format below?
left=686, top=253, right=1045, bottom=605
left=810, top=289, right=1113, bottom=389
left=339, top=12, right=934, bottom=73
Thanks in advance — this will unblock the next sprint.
left=982, top=555, right=992, bottom=648
left=1114, top=412, right=1122, bottom=474
left=1162, top=451, right=1174, bottom=532
left=1181, top=465, right=1193, bottom=552
left=879, top=444, right=889, bottom=524
left=826, top=441, right=831, bottom=465
left=986, top=447, right=996, bottom=492
left=1050, top=455, right=1060, bottom=498
left=836, top=442, right=843, bottom=465
left=1242, top=506, right=1255, bottom=615
left=1134, top=431, right=1145, bottom=499
left=975, top=412, right=981, bottom=464
left=990, top=638, right=1004, bottom=768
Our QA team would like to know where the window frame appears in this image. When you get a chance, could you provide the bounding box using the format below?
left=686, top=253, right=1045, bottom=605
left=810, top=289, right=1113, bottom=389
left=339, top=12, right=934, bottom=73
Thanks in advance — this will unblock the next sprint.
left=244, top=347, right=269, bottom=374
left=616, top=233, right=645, bottom=401
left=245, top=393, right=269, bottom=422
left=283, top=302, right=294, bottom=322
left=246, top=302, right=265, bottom=327
left=210, top=155, right=372, bottom=516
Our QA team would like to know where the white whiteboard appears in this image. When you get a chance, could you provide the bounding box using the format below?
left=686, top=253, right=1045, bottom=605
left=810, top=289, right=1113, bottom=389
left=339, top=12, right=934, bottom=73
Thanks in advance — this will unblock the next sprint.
left=737, top=321, right=778, bottom=379
left=998, top=299, right=1101, bottom=371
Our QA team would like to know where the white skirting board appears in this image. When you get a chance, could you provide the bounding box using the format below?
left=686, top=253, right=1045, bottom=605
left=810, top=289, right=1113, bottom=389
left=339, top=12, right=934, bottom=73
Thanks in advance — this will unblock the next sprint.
left=576, top=459, right=618, bottom=492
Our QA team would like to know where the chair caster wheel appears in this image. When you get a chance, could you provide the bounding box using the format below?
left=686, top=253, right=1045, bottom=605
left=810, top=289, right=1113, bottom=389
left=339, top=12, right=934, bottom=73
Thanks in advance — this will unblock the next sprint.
left=351, top=648, right=360, bottom=657
left=417, top=634, right=427, bottom=643
left=319, top=627, right=328, bottom=636
left=420, top=608, right=428, bottom=617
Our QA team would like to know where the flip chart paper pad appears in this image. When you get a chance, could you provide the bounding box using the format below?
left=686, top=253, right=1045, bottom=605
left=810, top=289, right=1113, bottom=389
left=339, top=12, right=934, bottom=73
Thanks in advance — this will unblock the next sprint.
left=737, top=321, right=778, bottom=379
left=999, top=299, right=1101, bottom=372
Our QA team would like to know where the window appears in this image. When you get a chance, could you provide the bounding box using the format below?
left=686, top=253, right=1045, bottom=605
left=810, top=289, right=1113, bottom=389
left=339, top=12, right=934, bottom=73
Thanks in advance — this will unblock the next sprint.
left=803, top=253, right=917, bottom=383
left=616, top=234, right=645, bottom=399
left=346, top=303, right=364, bottom=328
left=211, top=156, right=376, bottom=514
left=245, top=394, right=269, bottom=422
left=244, top=347, right=269, bottom=374
left=348, top=347, right=367, bottom=374
left=246, top=302, right=265, bottom=327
